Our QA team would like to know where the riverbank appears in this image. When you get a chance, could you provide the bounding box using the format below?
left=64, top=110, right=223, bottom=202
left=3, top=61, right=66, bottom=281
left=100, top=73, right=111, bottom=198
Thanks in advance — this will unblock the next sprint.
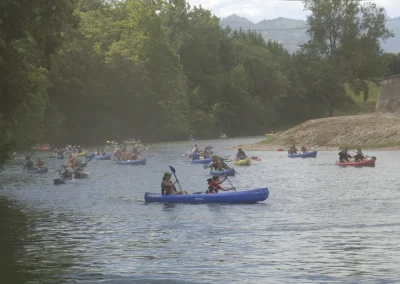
left=236, top=114, right=400, bottom=151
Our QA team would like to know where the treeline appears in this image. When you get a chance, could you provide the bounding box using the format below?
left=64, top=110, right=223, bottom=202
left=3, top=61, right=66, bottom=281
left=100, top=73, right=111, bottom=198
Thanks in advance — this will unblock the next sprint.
left=0, top=0, right=396, bottom=162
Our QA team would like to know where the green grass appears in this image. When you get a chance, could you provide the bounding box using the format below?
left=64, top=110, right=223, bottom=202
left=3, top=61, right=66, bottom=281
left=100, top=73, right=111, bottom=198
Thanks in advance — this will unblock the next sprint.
left=335, top=82, right=379, bottom=116
left=338, top=142, right=400, bottom=150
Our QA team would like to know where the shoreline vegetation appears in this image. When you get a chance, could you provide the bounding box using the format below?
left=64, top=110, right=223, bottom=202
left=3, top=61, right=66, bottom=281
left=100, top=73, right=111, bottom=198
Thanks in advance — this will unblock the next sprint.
left=236, top=114, right=400, bottom=152
left=1, top=0, right=400, bottom=168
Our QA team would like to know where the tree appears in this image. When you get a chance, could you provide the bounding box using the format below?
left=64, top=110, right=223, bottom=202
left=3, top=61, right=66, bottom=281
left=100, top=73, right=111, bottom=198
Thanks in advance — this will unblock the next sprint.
left=385, top=53, right=400, bottom=77
left=0, top=0, right=78, bottom=148
left=302, top=0, right=393, bottom=116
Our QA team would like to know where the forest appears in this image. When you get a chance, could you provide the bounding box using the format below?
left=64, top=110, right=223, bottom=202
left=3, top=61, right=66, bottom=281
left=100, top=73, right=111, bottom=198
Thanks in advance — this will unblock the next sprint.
left=0, top=0, right=399, bottom=165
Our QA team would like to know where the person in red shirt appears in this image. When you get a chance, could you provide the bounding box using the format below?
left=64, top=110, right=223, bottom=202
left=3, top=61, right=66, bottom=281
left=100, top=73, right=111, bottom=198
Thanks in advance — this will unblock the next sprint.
left=66, top=154, right=77, bottom=168
left=207, top=176, right=234, bottom=194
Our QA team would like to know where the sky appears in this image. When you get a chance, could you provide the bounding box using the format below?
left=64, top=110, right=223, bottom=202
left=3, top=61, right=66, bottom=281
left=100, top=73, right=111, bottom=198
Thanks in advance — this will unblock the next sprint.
left=187, top=0, right=400, bottom=23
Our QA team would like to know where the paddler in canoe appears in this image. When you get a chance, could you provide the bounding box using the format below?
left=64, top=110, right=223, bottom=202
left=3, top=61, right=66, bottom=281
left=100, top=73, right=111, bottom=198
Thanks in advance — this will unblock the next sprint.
left=354, top=148, right=365, bottom=162
left=235, top=148, right=247, bottom=161
left=129, top=151, right=139, bottom=161
left=206, top=176, right=234, bottom=194
left=23, top=156, right=35, bottom=171
left=209, top=155, right=230, bottom=171
left=301, top=146, right=308, bottom=153
left=66, top=153, right=77, bottom=168
left=192, top=143, right=199, bottom=153
left=338, top=149, right=352, bottom=163
left=76, top=146, right=83, bottom=154
left=288, top=144, right=297, bottom=154
left=204, top=145, right=213, bottom=155
left=161, top=172, right=188, bottom=195
left=36, top=157, right=45, bottom=169
left=59, top=167, right=74, bottom=181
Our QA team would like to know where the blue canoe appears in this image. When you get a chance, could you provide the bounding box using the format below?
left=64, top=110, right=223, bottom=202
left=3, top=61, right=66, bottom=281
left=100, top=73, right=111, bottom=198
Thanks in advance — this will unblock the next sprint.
left=117, top=158, right=146, bottom=165
left=192, top=158, right=213, bottom=164
left=144, top=188, right=269, bottom=204
left=288, top=151, right=318, bottom=158
left=26, top=167, right=48, bottom=173
left=95, top=154, right=111, bottom=160
left=210, top=168, right=235, bottom=176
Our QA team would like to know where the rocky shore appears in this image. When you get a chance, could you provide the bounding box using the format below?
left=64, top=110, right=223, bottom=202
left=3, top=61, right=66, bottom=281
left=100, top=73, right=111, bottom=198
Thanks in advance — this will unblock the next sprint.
left=237, top=114, right=400, bottom=151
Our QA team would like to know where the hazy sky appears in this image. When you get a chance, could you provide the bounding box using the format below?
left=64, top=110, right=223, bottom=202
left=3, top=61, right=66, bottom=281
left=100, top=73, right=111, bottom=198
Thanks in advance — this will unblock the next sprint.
left=187, top=0, right=400, bottom=23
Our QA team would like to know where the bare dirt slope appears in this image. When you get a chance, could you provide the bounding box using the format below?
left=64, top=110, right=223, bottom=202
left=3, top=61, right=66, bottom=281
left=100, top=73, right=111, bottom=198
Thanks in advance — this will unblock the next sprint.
left=240, top=114, right=400, bottom=151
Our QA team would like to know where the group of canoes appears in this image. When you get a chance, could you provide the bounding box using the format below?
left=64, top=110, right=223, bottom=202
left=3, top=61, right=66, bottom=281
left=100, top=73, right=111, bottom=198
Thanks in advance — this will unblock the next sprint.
left=189, top=145, right=256, bottom=177
left=22, top=150, right=92, bottom=182
left=21, top=139, right=378, bottom=205
left=286, top=145, right=376, bottom=166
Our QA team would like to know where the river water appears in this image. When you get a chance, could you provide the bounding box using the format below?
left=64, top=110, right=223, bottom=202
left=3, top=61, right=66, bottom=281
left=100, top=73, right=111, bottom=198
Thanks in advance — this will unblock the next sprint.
left=1, top=137, right=400, bottom=284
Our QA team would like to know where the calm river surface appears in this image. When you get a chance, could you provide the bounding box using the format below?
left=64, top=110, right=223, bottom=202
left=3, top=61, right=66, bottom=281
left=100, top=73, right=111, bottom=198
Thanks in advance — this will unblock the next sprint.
left=1, top=137, right=400, bottom=283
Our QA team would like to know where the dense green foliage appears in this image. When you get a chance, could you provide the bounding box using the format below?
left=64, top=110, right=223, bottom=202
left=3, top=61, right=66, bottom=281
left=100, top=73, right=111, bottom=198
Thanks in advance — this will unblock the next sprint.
left=0, top=0, right=397, bottom=167
left=386, top=53, right=400, bottom=76
left=302, top=0, right=392, bottom=112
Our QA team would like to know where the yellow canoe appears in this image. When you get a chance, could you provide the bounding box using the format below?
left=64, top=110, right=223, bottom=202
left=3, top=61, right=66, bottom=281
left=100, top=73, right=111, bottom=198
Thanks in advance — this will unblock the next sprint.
left=72, top=151, right=88, bottom=157
left=234, top=157, right=251, bottom=166
left=123, top=141, right=137, bottom=145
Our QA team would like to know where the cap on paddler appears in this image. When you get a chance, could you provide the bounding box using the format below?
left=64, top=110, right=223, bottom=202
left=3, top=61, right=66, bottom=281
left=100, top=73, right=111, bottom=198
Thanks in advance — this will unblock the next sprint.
left=164, top=172, right=172, bottom=177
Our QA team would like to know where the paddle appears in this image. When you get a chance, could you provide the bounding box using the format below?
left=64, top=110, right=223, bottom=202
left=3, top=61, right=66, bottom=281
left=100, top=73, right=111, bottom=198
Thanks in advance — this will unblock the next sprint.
left=169, top=165, right=182, bottom=191
left=212, top=155, right=235, bottom=192
left=78, top=153, right=96, bottom=169
left=203, top=163, right=211, bottom=169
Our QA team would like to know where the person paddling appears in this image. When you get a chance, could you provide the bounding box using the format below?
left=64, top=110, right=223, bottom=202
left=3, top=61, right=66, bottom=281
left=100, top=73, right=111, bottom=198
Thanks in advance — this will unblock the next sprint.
left=207, top=176, right=234, bottom=194
left=236, top=148, right=247, bottom=161
left=288, top=144, right=297, bottom=154
left=161, top=172, right=188, bottom=195
left=23, top=156, right=35, bottom=171
left=36, top=157, right=45, bottom=169
left=192, top=144, right=199, bottom=153
left=354, top=148, right=365, bottom=162
left=338, top=149, right=352, bottom=162
left=66, top=154, right=77, bottom=168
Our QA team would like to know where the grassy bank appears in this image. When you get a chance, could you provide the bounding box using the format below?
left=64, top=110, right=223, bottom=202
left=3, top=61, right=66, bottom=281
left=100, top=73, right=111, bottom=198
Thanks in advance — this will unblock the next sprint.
left=335, top=83, right=379, bottom=116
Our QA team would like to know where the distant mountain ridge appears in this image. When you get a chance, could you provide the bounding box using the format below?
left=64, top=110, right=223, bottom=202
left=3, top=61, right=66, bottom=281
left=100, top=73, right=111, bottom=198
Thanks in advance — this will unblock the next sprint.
left=220, top=14, right=400, bottom=53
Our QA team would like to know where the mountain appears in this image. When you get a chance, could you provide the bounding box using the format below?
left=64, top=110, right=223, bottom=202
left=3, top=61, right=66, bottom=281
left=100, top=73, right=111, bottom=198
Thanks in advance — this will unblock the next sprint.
left=220, top=14, right=400, bottom=54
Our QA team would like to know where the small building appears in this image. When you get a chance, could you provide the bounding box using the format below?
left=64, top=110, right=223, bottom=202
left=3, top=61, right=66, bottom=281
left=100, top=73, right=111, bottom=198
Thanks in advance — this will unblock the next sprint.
left=376, top=74, right=400, bottom=114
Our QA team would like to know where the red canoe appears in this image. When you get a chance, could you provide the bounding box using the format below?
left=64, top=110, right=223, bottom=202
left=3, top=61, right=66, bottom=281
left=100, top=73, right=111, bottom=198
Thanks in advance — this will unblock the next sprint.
left=336, top=159, right=376, bottom=167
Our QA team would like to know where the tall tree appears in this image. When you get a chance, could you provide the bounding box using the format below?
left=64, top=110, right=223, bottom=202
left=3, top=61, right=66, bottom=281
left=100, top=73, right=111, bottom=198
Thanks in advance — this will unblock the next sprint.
left=302, top=0, right=393, bottom=116
left=0, top=0, right=77, bottom=152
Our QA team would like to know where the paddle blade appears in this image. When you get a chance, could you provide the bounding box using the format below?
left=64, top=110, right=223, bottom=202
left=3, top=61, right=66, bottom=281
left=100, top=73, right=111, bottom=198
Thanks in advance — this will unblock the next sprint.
left=86, top=153, right=96, bottom=162
left=53, top=179, right=65, bottom=185
left=169, top=165, right=176, bottom=174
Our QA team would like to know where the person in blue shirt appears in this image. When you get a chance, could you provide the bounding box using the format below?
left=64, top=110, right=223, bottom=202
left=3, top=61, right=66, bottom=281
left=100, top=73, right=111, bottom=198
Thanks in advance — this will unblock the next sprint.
left=236, top=148, right=247, bottom=160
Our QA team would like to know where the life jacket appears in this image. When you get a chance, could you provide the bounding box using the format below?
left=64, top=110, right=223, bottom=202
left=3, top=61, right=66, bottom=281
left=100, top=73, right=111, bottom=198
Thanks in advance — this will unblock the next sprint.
left=36, top=161, right=45, bottom=167
left=207, top=179, right=220, bottom=194
left=161, top=181, right=176, bottom=195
